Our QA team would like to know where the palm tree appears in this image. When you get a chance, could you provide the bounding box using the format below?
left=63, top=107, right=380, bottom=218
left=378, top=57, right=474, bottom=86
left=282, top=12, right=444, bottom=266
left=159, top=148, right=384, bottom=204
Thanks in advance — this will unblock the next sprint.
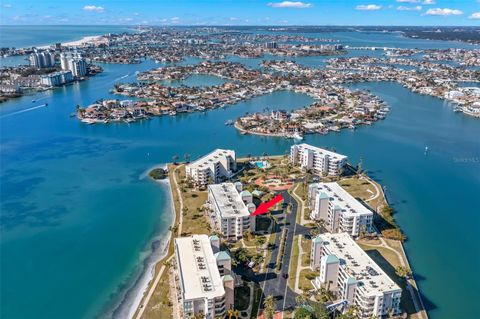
left=263, top=295, right=275, bottom=319
left=227, top=309, right=240, bottom=319
left=184, top=153, right=191, bottom=163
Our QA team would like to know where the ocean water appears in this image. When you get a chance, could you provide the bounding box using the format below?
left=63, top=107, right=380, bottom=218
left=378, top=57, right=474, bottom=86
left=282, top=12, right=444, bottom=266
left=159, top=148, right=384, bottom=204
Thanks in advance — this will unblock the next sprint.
left=0, top=25, right=132, bottom=48
left=1, top=28, right=479, bottom=319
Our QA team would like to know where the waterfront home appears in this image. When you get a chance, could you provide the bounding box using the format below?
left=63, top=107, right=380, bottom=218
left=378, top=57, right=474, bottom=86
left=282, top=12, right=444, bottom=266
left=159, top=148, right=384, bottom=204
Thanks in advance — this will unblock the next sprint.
left=311, top=233, right=402, bottom=318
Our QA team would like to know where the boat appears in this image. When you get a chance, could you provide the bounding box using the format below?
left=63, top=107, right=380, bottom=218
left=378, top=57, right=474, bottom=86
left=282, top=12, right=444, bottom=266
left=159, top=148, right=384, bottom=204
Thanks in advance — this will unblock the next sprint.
left=225, top=120, right=234, bottom=126
left=288, top=130, right=303, bottom=140
left=32, top=99, right=36, bottom=103
left=293, top=132, right=303, bottom=140
left=425, top=146, right=429, bottom=154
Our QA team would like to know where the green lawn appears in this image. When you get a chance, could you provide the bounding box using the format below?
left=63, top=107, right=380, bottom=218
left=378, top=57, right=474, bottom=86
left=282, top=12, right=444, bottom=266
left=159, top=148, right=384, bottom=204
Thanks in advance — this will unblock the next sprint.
left=288, top=235, right=300, bottom=290
left=299, top=269, right=316, bottom=291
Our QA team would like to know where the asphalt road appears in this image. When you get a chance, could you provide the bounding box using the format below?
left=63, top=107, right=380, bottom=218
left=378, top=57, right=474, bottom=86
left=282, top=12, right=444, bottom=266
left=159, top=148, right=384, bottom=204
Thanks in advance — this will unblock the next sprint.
left=239, top=189, right=311, bottom=317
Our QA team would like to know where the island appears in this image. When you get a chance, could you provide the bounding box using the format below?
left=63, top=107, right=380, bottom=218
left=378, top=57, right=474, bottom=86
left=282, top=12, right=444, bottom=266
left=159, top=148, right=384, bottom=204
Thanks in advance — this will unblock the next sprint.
left=134, top=145, right=428, bottom=319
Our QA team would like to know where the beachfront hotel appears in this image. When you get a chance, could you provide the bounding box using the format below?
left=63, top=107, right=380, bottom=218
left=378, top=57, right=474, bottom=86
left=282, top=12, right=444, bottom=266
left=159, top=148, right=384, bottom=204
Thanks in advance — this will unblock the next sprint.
left=290, top=143, right=348, bottom=176
left=174, top=234, right=234, bottom=319
left=207, top=182, right=256, bottom=241
left=186, top=149, right=236, bottom=187
left=311, top=233, right=402, bottom=318
left=308, top=182, right=373, bottom=237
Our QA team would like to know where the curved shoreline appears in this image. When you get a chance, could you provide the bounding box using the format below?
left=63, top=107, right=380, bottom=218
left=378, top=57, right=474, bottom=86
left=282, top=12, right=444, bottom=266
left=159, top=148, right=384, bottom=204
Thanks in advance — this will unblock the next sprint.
left=106, top=164, right=176, bottom=319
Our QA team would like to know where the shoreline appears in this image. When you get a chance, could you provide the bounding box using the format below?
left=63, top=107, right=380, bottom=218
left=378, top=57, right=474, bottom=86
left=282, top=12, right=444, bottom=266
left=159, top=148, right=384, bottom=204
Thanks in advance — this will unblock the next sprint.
left=106, top=164, right=176, bottom=319
left=129, top=158, right=428, bottom=319
left=61, top=35, right=105, bottom=48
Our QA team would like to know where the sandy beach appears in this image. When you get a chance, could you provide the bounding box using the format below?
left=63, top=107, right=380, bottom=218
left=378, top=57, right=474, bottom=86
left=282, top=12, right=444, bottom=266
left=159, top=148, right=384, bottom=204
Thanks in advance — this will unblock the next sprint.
left=111, top=164, right=176, bottom=319
left=62, top=35, right=105, bottom=47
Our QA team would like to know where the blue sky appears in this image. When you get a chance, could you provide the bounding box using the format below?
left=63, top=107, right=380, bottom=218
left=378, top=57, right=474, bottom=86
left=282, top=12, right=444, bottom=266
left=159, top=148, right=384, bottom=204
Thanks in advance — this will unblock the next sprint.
left=1, top=0, right=479, bottom=26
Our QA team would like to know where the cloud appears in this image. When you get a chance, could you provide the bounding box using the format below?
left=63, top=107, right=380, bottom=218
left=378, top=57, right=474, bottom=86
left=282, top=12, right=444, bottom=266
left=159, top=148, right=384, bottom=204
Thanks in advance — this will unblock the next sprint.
left=170, top=17, right=180, bottom=23
left=83, top=5, right=105, bottom=13
left=425, top=8, right=463, bottom=16
left=267, top=1, right=313, bottom=9
left=229, top=17, right=239, bottom=21
left=397, top=5, right=422, bottom=11
left=355, top=4, right=382, bottom=11
left=469, top=12, right=480, bottom=20
left=397, top=0, right=435, bottom=3
left=3, top=4, right=12, bottom=8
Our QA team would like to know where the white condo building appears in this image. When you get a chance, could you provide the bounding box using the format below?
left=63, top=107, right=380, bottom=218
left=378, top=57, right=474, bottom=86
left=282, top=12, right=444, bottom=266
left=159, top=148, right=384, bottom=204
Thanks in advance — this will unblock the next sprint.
left=186, top=149, right=236, bottom=187
left=290, top=143, right=347, bottom=176
left=207, top=182, right=256, bottom=241
left=29, top=51, right=56, bottom=68
left=174, top=235, right=234, bottom=319
left=60, top=52, right=88, bottom=77
left=308, top=182, right=373, bottom=237
left=311, top=233, right=402, bottom=318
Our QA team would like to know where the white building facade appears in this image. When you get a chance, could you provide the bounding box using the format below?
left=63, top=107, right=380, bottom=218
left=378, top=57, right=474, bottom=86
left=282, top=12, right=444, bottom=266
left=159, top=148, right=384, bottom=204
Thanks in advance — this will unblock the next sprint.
left=60, top=52, right=88, bottom=77
left=290, top=143, right=347, bottom=176
left=174, top=235, right=234, bottom=319
left=311, top=233, right=402, bottom=318
left=308, top=182, right=373, bottom=237
left=40, top=71, right=73, bottom=87
left=186, top=149, right=236, bottom=187
left=29, top=50, right=55, bottom=68
left=207, top=182, right=256, bottom=241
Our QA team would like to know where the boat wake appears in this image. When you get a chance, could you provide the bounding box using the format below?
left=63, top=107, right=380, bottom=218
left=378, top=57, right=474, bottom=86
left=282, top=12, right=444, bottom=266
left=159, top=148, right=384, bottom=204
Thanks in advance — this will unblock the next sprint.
left=112, top=73, right=131, bottom=82
left=1, top=104, right=48, bottom=119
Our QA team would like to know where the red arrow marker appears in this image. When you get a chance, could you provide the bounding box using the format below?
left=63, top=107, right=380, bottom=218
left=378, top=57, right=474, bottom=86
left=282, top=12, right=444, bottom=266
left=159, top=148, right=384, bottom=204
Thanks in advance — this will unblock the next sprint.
left=250, top=194, right=284, bottom=216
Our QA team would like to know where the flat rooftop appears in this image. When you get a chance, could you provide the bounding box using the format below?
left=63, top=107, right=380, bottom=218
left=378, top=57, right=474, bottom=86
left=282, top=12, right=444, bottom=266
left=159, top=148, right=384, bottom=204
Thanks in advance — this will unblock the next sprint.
left=295, top=143, right=347, bottom=161
left=187, top=149, right=235, bottom=170
left=208, top=183, right=250, bottom=218
left=320, top=232, right=401, bottom=296
left=311, top=182, right=372, bottom=218
left=175, top=234, right=225, bottom=301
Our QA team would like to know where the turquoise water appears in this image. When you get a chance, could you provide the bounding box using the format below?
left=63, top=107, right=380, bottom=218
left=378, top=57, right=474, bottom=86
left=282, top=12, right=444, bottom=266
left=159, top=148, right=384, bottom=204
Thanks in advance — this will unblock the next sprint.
left=1, top=28, right=479, bottom=319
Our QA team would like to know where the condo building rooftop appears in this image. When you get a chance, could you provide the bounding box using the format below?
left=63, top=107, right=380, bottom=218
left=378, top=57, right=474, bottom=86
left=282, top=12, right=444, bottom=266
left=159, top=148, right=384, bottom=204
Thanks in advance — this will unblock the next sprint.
left=320, top=233, right=400, bottom=296
left=188, top=149, right=235, bottom=170
left=208, top=183, right=250, bottom=219
left=175, top=234, right=225, bottom=301
left=311, top=182, right=372, bottom=218
left=296, top=143, right=348, bottom=162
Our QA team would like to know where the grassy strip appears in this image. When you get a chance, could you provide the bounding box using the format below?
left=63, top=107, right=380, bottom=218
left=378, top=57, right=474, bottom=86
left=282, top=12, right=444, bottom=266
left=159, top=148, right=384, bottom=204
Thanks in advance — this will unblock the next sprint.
left=287, top=235, right=300, bottom=290
left=275, top=228, right=288, bottom=272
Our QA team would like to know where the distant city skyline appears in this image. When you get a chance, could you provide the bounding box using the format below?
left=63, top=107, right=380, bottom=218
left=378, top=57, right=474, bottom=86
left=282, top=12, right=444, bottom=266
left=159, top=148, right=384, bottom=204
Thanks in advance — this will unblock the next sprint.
left=1, top=0, right=479, bottom=26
